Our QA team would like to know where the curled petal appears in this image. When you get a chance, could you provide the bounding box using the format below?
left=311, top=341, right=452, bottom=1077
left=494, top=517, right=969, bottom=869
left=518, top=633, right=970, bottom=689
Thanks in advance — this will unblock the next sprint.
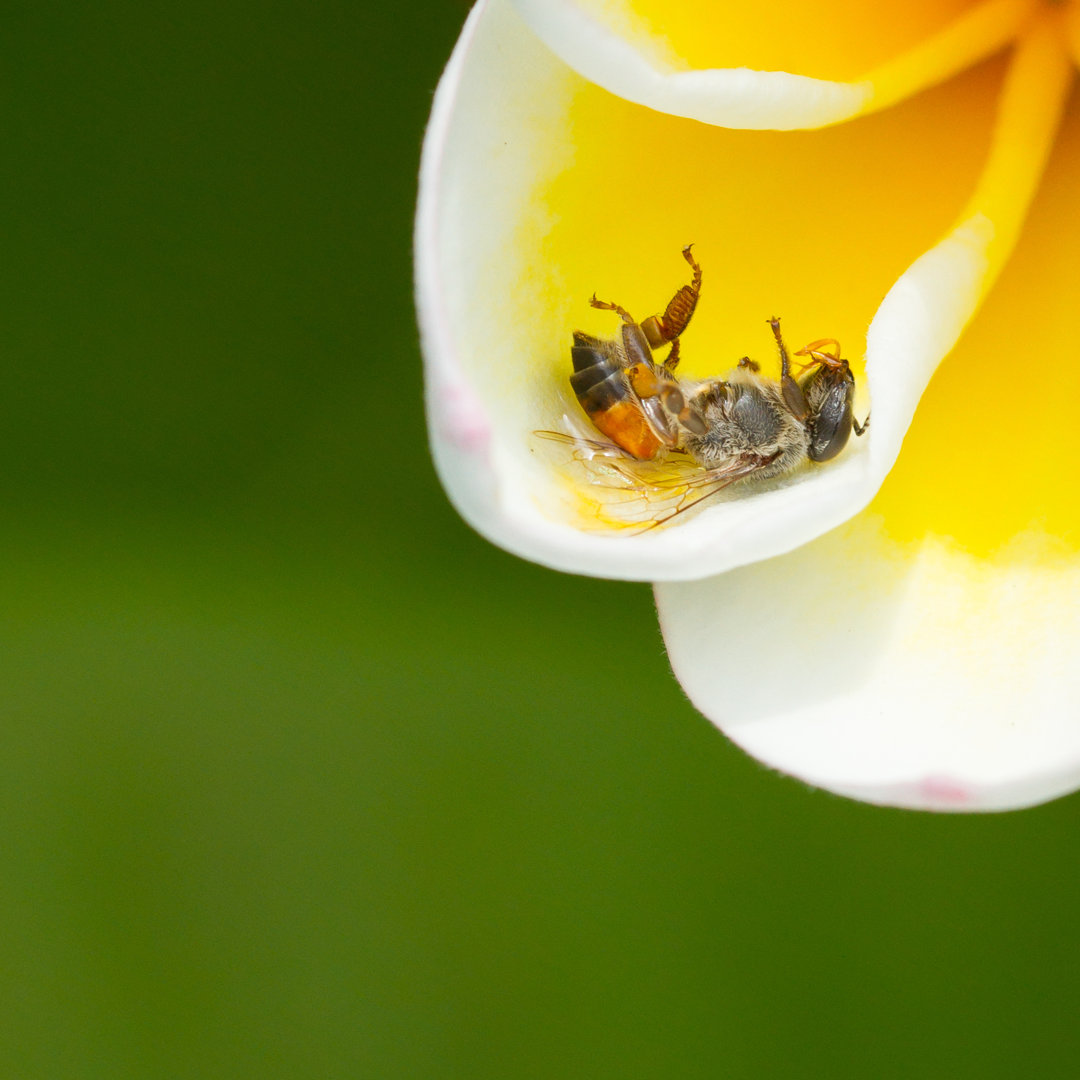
left=419, top=3, right=1066, bottom=582
left=510, top=0, right=1036, bottom=129
left=510, top=0, right=869, bottom=130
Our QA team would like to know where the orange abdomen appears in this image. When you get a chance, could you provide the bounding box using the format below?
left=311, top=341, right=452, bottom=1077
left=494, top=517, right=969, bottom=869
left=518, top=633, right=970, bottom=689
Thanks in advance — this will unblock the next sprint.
left=570, top=336, right=664, bottom=460
left=587, top=399, right=663, bottom=460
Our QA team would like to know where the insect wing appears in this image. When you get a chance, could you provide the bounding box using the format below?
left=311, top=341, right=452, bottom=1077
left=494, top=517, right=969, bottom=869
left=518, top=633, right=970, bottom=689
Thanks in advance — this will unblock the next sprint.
left=636, top=455, right=774, bottom=530
left=534, top=429, right=774, bottom=532
left=533, top=428, right=634, bottom=462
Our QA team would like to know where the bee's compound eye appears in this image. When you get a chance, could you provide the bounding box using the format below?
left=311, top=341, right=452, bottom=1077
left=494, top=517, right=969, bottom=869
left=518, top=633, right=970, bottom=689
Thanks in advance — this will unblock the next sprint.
left=808, top=384, right=854, bottom=462
left=661, top=386, right=685, bottom=413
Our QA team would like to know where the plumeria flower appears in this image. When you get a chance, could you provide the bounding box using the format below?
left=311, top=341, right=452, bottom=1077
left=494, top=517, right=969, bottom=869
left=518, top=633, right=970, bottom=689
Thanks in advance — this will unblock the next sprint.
left=417, top=0, right=1080, bottom=811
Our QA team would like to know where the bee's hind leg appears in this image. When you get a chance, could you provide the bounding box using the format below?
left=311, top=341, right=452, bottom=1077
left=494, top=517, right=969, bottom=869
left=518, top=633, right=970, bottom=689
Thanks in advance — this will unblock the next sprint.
left=663, top=338, right=682, bottom=374
left=642, top=245, right=703, bottom=371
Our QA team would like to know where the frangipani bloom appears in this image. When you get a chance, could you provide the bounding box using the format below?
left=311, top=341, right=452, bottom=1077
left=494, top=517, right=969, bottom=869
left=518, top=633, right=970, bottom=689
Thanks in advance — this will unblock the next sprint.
left=418, top=0, right=1080, bottom=811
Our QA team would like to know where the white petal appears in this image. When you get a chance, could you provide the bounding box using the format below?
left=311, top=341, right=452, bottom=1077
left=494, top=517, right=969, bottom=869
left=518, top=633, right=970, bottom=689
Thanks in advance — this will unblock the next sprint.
left=656, top=518, right=1080, bottom=812
left=508, top=0, right=1036, bottom=131
left=418, top=0, right=611, bottom=574
left=418, top=0, right=999, bottom=582
left=509, top=0, right=871, bottom=130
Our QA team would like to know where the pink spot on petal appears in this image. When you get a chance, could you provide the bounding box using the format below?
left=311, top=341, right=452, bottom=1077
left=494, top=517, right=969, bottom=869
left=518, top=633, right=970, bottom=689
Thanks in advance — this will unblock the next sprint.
left=439, top=385, right=491, bottom=455
left=918, top=776, right=971, bottom=806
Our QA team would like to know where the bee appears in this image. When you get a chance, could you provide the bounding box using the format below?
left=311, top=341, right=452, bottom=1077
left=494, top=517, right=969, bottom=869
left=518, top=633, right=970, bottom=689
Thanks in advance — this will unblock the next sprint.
left=539, top=246, right=868, bottom=529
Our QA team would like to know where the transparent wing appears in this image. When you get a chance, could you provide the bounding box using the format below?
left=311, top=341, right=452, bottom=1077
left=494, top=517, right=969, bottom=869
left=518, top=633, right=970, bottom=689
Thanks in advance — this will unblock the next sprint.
left=533, top=428, right=774, bottom=533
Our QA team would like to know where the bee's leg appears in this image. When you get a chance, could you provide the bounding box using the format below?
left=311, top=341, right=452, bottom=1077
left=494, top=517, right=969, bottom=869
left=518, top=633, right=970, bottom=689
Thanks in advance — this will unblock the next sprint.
left=589, top=295, right=636, bottom=325
left=627, top=364, right=706, bottom=436
left=620, top=322, right=656, bottom=369
left=663, top=337, right=682, bottom=374
left=853, top=412, right=870, bottom=437
left=659, top=384, right=707, bottom=437
left=626, top=362, right=662, bottom=400
left=768, top=317, right=808, bottom=422
left=590, top=297, right=658, bottom=367
left=642, top=245, right=702, bottom=349
left=737, top=356, right=760, bottom=372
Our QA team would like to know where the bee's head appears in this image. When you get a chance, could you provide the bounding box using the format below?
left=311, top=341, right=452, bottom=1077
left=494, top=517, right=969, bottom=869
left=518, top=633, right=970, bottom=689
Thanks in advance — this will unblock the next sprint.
left=795, top=344, right=857, bottom=463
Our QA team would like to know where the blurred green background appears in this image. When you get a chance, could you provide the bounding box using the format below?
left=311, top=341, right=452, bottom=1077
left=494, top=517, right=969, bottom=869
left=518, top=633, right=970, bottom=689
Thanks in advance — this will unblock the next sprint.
left=1, top=2, right=1077, bottom=1077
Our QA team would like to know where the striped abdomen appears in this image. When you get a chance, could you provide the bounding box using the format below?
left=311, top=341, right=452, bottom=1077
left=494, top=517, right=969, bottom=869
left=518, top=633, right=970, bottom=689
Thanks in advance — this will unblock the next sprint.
left=569, top=332, right=669, bottom=460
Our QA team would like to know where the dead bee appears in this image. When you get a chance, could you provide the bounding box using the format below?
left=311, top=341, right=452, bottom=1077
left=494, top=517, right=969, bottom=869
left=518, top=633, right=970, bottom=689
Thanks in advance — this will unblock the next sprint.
left=539, top=247, right=868, bottom=529
left=568, top=245, right=706, bottom=460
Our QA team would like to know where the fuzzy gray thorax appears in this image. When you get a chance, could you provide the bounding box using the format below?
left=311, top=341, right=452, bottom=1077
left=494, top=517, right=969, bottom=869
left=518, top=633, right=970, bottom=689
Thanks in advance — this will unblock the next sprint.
left=681, top=368, right=810, bottom=477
